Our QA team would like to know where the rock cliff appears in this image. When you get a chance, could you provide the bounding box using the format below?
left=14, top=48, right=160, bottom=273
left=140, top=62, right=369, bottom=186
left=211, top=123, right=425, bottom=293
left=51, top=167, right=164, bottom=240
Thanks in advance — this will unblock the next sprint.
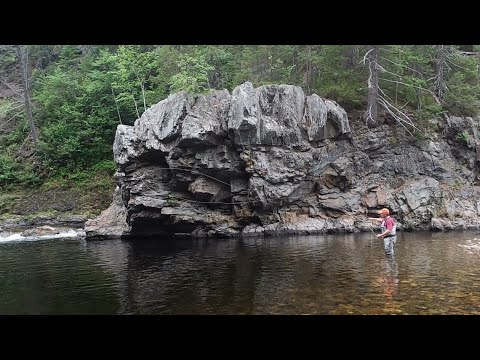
left=85, top=82, right=480, bottom=239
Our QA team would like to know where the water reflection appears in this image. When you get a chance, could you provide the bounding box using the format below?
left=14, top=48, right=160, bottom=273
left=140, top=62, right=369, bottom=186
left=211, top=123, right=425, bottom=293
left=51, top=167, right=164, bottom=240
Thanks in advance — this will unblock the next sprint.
left=81, top=231, right=480, bottom=315
left=377, top=255, right=400, bottom=314
left=2, top=231, right=480, bottom=314
left=0, top=238, right=120, bottom=314
left=383, top=256, right=399, bottom=299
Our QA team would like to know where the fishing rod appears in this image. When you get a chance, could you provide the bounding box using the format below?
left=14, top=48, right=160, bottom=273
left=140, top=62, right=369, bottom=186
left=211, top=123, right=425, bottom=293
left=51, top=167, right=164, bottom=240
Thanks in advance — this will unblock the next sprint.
left=366, top=223, right=378, bottom=236
left=365, top=222, right=385, bottom=252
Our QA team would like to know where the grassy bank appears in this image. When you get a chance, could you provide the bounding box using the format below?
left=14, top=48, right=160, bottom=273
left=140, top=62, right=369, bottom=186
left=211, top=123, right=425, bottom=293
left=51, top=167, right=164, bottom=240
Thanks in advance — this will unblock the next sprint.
left=0, top=169, right=116, bottom=225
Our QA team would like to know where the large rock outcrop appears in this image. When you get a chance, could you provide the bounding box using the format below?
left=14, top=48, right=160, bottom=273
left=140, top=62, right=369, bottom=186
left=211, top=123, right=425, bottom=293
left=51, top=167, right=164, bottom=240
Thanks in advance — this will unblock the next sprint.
left=85, top=82, right=480, bottom=239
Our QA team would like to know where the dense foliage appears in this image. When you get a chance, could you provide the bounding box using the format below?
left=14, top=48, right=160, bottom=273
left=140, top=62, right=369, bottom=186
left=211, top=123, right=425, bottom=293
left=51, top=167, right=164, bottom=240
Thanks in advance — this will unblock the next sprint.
left=1, top=45, right=480, bottom=188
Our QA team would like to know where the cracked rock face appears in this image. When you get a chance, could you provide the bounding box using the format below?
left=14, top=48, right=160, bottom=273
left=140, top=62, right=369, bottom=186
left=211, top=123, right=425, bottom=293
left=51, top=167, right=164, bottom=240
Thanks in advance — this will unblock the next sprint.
left=86, top=82, right=480, bottom=239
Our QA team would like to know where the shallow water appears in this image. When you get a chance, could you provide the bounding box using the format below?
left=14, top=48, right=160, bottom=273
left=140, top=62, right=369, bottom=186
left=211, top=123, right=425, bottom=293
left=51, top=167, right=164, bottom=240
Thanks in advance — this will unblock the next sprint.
left=1, top=230, right=479, bottom=314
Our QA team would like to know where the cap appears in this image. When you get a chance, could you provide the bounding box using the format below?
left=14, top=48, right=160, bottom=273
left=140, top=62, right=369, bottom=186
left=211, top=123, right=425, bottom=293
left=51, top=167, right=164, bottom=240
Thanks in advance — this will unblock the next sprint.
left=378, top=208, right=390, bottom=216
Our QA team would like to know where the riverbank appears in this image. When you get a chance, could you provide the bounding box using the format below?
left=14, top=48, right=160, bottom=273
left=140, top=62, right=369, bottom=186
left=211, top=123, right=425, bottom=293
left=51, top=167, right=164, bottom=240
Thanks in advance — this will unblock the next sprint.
left=0, top=172, right=115, bottom=230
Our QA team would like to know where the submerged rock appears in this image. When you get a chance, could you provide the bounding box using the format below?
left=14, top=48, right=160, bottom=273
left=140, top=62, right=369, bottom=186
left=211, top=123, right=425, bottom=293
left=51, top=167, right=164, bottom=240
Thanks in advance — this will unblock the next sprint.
left=21, top=225, right=60, bottom=237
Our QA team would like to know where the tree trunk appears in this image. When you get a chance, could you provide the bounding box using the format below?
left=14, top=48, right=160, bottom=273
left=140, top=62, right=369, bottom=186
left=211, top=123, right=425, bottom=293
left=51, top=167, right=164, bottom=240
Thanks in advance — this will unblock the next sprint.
left=17, top=45, right=39, bottom=145
left=304, top=45, right=312, bottom=94
left=434, top=45, right=447, bottom=101
left=349, top=45, right=361, bottom=66
left=365, top=45, right=379, bottom=124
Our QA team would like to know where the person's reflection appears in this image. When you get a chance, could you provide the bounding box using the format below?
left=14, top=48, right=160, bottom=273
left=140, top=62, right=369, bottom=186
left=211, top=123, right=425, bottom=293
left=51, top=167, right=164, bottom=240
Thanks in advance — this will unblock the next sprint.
left=383, top=255, right=399, bottom=300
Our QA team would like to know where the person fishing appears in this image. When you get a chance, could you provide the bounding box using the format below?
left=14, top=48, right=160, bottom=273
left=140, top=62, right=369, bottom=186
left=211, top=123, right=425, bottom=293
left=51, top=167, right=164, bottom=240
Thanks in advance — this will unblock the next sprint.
left=369, top=208, right=397, bottom=256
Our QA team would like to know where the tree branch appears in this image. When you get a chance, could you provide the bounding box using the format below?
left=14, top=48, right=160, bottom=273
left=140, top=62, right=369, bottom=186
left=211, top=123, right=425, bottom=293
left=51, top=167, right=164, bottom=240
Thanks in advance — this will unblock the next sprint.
left=379, top=77, right=435, bottom=96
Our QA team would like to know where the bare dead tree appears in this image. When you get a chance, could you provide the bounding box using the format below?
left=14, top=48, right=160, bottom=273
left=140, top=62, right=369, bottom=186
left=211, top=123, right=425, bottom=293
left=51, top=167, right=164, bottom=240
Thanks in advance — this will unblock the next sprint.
left=17, top=45, right=39, bottom=146
left=363, top=46, right=379, bottom=124
left=304, top=45, right=313, bottom=94
left=362, top=46, right=422, bottom=136
left=434, top=45, right=448, bottom=102
left=137, top=73, right=147, bottom=112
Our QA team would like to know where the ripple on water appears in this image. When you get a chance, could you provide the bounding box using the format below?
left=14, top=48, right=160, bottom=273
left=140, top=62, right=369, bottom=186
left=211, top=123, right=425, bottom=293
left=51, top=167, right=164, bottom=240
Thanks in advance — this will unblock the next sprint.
left=1, top=231, right=480, bottom=314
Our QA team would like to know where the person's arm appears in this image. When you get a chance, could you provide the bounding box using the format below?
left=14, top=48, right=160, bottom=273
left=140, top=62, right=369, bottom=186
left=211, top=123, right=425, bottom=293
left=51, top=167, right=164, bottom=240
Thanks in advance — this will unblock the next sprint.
left=377, top=228, right=391, bottom=238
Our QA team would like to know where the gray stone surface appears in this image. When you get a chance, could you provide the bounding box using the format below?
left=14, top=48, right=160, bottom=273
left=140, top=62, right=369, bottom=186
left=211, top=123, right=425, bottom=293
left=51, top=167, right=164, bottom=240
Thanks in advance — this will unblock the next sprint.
left=87, top=82, right=480, bottom=239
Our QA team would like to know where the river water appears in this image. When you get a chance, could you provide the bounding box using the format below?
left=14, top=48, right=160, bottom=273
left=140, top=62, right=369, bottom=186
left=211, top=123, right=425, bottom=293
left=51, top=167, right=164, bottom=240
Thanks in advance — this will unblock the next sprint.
left=1, top=230, right=480, bottom=315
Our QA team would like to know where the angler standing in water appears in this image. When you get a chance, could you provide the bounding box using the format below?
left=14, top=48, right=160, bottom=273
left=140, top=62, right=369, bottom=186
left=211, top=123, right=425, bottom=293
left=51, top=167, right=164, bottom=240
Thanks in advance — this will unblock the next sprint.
left=369, top=208, right=397, bottom=256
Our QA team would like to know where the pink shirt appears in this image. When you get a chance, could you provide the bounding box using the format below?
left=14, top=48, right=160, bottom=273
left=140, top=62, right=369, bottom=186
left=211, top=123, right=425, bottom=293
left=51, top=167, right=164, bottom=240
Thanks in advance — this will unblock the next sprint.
left=383, top=217, right=395, bottom=231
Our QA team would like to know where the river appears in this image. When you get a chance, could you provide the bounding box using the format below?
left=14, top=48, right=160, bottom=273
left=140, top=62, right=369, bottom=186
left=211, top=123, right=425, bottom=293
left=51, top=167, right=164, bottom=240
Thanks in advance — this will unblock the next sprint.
left=1, top=230, right=479, bottom=314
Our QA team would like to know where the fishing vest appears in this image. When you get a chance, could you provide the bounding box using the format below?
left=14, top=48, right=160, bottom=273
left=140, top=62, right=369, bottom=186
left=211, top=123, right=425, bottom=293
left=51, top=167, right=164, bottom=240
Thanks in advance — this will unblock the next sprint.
left=381, top=216, right=396, bottom=237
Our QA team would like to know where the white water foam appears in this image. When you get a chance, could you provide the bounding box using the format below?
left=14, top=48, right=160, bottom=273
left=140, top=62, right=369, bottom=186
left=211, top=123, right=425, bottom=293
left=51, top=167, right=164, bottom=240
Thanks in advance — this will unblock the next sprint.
left=0, top=229, right=79, bottom=243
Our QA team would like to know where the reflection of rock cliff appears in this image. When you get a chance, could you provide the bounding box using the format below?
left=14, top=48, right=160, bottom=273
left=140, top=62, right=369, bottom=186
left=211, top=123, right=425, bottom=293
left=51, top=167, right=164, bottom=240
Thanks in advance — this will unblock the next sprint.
left=86, top=82, right=480, bottom=239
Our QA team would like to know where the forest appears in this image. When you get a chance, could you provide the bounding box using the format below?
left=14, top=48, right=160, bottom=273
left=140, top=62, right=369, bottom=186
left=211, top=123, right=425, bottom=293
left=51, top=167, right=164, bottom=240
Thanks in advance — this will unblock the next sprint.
left=1, top=45, right=479, bottom=190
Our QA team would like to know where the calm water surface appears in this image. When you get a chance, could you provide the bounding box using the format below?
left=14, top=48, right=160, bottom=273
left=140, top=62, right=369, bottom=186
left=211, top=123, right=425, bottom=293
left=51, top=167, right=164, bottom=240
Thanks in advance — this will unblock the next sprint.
left=1, top=231, right=480, bottom=314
